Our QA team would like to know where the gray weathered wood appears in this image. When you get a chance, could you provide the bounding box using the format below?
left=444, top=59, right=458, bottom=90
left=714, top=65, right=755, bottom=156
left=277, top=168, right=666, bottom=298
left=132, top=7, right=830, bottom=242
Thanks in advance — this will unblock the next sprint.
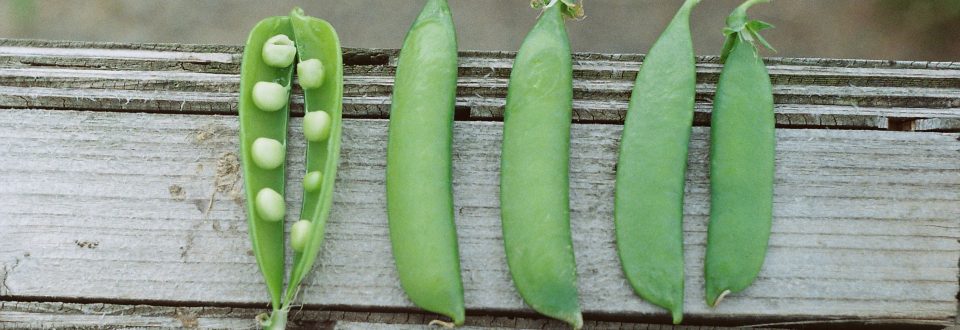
left=0, top=38, right=957, bottom=130
left=1, top=109, right=957, bottom=326
left=332, top=320, right=777, bottom=330
left=0, top=301, right=785, bottom=330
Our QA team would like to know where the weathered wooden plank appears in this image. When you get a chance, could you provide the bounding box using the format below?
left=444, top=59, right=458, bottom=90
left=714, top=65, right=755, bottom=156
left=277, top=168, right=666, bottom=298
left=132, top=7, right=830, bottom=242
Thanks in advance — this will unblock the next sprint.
left=0, top=83, right=915, bottom=128
left=0, top=39, right=957, bottom=130
left=3, top=38, right=959, bottom=70
left=0, top=85, right=947, bottom=130
left=912, top=118, right=960, bottom=132
left=332, top=320, right=778, bottom=330
left=0, top=109, right=956, bottom=326
left=0, top=301, right=785, bottom=330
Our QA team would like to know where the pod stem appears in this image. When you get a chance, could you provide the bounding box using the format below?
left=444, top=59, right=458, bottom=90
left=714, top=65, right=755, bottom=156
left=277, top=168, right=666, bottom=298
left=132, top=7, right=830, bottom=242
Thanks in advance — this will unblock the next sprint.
left=258, top=308, right=289, bottom=330
left=720, top=0, right=775, bottom=62
left=680, top=0, right=703, bottom=12
left=728, top=0, right=770, bottom=26
left=531, top=0, right=585, bottom=20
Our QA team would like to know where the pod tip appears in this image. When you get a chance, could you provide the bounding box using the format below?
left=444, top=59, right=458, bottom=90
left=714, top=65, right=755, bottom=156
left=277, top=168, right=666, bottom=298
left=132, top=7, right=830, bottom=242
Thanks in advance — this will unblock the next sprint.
left=670, top=309, right=683, bottom=324
left=428, top=320, right=456, bottom=328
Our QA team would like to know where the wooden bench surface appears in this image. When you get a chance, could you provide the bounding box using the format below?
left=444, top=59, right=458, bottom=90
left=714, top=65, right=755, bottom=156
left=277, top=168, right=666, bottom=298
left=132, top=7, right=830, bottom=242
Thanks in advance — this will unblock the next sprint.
left=0, top=38, right=957, bottom=329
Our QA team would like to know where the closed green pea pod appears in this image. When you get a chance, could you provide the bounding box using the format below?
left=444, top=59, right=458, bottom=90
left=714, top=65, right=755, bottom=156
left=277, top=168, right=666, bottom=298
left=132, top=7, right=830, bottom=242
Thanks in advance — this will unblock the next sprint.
left=705, top=0, right=776, bottom=307
left=614, top=0, right=700, bottom=324
left=500, top=2, right=582, bottom=328
left=386, top=0, right=464, bottom=326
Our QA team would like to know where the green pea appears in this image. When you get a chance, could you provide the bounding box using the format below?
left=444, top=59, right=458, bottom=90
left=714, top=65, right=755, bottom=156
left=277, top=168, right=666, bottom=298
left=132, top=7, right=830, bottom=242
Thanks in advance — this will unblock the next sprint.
left=238, top=16, right=294, bottom=319
left=303, top=171, right=323, bottom=192
left=614, top=0, right=700, bottom=324
left=251, top=137, right=285, bottom=170
left=705, top=0, right=776, bottom=308
left=282, top=6, right=344, bottom=312
left=252, top=81, right=289, bottom=112
left=302, top=110, right=332, bottom=142
left=290, top=220, right=313, bottom=252
left=255, top=188, right=286, bottom=222
left=500, top=3, right=582, bottom=329
left=297, top=59, right=325, bottom=89
left=385, top=0, right=465, bottom=326
left=262, top=34, right=297, bottom=68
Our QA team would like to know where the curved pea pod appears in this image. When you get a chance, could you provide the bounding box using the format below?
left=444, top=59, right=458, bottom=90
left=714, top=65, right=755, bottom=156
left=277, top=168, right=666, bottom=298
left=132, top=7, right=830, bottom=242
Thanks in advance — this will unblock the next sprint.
left=386, top=0, right=465, bottom=326
left=282, top=7, right=344, bottom=305
left=705, top=0, right=776, bottom=308
left=500, top=3, right=582, bottom=329
left=614, top=0, right=700, bottom=324
left=238, top=16, right=295, bottom=316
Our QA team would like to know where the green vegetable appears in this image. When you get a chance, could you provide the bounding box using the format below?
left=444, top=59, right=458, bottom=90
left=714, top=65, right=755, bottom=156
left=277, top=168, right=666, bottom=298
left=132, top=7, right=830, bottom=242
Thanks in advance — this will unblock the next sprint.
left=303, top=171, right=323, bottom=192
left=251, top=137, right=285, bottom=170
left=282, top=5, right=344, bottom=318
left=255, top=188, right=286, bottom=222
left=262, top=34, right=297, bottom=68
left=385, top=0, right=465, bottom=326
left=252, top=81, right=290, bottom=112
left=302, top=110, right=332, bottom=142
left=290, top=220, right=313, bottom=252
left=239, top=17, right=295, bottom=327
left=499, top=2, right=583, bottom=328
left=613, top=0, right=700, bottom=324
left=238, top=8, right=343, bottom=330
left=297, top=58, right=326, bottom=89
left=705, top=0, right=776, bottom=308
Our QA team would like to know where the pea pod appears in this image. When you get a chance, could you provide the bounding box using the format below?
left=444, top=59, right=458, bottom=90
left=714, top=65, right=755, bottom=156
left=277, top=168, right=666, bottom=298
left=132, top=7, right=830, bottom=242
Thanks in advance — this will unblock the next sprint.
left=705, top=0, right=776, bottom=307
left=500, top=2, right=583, bottom=328
left=386, top=0, right=465, bottom=326
left=238, top=15, right=295, bottom=321
left=239, top=8, right=343, bottom=330
left=283, top=6, right=343, bottom=307
left=614, top=0, right=700, bottom=324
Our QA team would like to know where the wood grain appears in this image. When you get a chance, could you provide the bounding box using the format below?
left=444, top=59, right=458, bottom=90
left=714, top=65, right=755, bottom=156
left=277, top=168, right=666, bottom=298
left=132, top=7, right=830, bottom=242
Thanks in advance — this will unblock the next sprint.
left=0, top=38, right=957, bottom=130
left=1, top=109, right=957, bottom=326
left=0, top=301, right=789, bottom=330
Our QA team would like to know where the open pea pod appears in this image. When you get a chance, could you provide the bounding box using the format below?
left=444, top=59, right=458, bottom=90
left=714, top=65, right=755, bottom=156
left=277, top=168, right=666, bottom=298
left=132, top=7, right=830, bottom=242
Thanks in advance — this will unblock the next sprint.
left=238, top=16, right=295, bottom=317
left=283, top=7, right=344, bottom=306
left=239, top=8, right=342, bottom=330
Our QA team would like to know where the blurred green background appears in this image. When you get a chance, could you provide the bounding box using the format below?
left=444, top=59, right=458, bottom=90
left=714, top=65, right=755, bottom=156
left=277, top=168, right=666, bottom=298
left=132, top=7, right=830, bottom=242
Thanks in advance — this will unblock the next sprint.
left=2, top=0, right=958, bottom=61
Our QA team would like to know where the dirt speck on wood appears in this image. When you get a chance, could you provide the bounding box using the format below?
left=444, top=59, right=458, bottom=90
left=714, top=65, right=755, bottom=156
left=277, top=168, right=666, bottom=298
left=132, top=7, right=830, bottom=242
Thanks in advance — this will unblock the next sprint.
left=74, top=240, right=99, bottom=249
left=168, top=184, right=186, bottom=201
